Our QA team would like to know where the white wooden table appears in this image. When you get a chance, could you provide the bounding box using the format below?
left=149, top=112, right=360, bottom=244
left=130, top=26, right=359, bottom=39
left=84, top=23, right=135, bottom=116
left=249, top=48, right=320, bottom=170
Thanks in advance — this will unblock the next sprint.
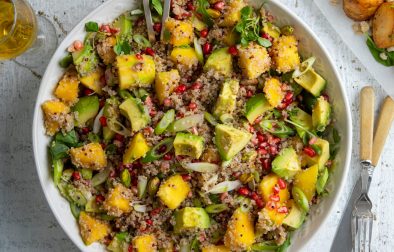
left=0, top=0, right=393, bottom=251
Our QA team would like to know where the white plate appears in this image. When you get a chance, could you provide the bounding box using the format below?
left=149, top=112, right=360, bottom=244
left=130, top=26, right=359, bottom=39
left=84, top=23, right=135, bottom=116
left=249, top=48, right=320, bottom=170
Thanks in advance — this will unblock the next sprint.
left=32, top=0, right=353, bottom=251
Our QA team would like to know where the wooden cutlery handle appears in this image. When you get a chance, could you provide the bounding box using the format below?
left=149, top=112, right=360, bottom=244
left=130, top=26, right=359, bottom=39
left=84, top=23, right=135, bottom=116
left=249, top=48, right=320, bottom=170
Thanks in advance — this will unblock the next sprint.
left=360, top=87, right=375, bottom=162
left=372, top=96, right=394, bottom=167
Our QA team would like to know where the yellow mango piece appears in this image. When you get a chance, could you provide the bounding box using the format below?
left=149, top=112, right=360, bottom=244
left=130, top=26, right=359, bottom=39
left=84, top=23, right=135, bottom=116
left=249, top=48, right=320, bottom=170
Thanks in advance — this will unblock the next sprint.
left=54, top=68, right=79, bottom=105
left=202, top=245, right=230, bottom=252
left=224, top=208, right=255, bottom=251
left=41, top=100, right=70, bottom=136
left=157, top=174, right=191, bottom=210
left=103, top=184, right=133, bottom=216
left=238, top=42, right=271, bottom=80
left=155, top=69, right=180, bottom=104
left=117, top=54, right=156, bottom=90
left=263, top=205, right=288, bottom=226
left=272, top=35, right=300, bottom=73
left=123, top=132, right=150, bottom=164
left=133, top=234, right=157, bottom=252
left=293, top=164, right=319, bottom=202
left=259, top=173, right=290, bottom=203
left=165, top=18, right=194, bottom=46
left=220, top=0, right=246, bottom=27
left=69, top=143, right=107, bottom=170
left=263, top=77, right=285, bottom=108
left=78, top=211, right=110, bottom=245
left=170, top=47, right=199, bottom=71
left=79, top=67, right=104, bottom=95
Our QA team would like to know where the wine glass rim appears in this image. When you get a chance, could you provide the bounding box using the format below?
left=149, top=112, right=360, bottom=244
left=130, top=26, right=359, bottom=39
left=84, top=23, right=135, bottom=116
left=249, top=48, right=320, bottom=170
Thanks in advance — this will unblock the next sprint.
left=0, top=0, right=18, bottom=44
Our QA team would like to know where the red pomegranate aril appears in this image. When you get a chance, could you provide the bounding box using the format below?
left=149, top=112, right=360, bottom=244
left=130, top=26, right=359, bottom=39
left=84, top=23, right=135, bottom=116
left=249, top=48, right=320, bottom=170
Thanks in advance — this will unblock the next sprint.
left=158, top=145, right=167, bottom=153
left=100, top=143, right=107, bottom=149
left=257, top=133, right=265, bottom=143
left=258, top=148, right=268, bottom=155
left=238, top=187, right=250, bottom=196
left=150, top=208, right=161, bottom=216
left=285, top=91, right=293, bottom=101
left=303, top=146, right=316, bottom=157
left=100, top=24, right=111, bottom=33
left=72, top=171, right=81, bottom=181
left=270, top=194, right=280, bottom=202
left=213, top=1, right=225, bottom=11
left=135, top=53, right=143, bottom=60
left=146, top=219, right=153, bottom=225
left=259, top=142, right=268, bottom=148
left=228, top=46, right=238, bottom=56
left=273, top=184, right=280, bottom=194
left=267, top=201, right=276, bottom=210
left=145, top=47, right=155, bottom=56
left=277, top=206, right=288, bottom=214
left=246, top=90, right=253, bottom=98
left=84, top=88, right=94, bottom=96
left=95, top=194, right=105, bottom=203
left=278, top=178, right=287, bottom=190
left=261, top=32, right=272, bottom=41
left=99, top=116, right=107, bottom=127
left=250, top=192, right=258, bottom=201
left=182, top=12, right=192, bottom=18
left=153, top=22, right=162, bottom=33
left=177, top=112, right=184, bottom=118
left=163, top=98, right=172, bottom=106
left=150, top=109, right=157, bottom=117
left=109, top=169, right=117, bottom=178
left=255, top=198, right=264, bottom=208
left=186, top=2, right=196, bottom=11
left=269, top=146, right=277, bottom=155
left=322, top=93, right=330, bottom=101
left=191, top=82, right=202, bottom=90
left=82, top=127, right=90, bottom=134
left=249, top=125, right=255, bottom=133
left=128, top=244, right=134, bottom=252
left=262, top=158, right=271, bottom=170
left=99, top=99, right=105, bottom=108
left=182, top=174, right=192, bottom=181
left=203, top=43, right=212, bottom=54
left=175, top=84, right=187, bottom=94
left=188, top=102, right=197, bottom=110
left=115, top=133, right=124, bottom=142
left=163, top=153, right=172, bottom=160
left=200, top=29, right=209, bottom=38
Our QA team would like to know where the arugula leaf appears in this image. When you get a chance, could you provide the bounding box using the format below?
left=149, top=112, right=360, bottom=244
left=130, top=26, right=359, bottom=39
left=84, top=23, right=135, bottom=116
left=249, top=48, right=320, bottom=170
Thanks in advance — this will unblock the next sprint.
left=55, top=130, right=79, bottom=147
left=49, top=141, right=69, bottom=160
left=85, top=21, right=99, bottom=32
left=151, top=0, right=163, bottom=16
left=114, top=41, right=131, bottom=55
left=366, top=35, right=394, bottom=67
left=196, top=0, right=214, bottom=27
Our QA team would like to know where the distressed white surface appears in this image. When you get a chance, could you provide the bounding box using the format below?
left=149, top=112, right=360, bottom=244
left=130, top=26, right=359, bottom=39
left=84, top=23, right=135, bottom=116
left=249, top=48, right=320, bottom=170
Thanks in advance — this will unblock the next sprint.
left=0, top=0, right=393, bottom=251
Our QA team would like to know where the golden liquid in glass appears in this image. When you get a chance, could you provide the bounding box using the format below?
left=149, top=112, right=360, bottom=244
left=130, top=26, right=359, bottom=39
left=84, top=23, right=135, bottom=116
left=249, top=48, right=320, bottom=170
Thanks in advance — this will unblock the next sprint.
left=0, top=0, right=38, bottom=60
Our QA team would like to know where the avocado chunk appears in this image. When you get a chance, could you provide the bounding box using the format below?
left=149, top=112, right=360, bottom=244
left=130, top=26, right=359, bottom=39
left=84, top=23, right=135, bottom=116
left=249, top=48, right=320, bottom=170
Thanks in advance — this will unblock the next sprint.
left=215, top=124, right=252, bottom=161
left=174, top=207, right=210, bottom=233
left=174, top=133, right=204, bottom=159
left=245, top=94, right=273, bottom=123
left=117, top=54, right=156, bottom=90
left=102, top=97, right=120, bottom=142
left=72, top=44, right=99, bottom=77
left=289, top=108, right=313, bottom=140
left=119, top=97, right=150, bottom=132
left=305, top=138, right=330, bottom=171
left=204, top=48, right=233, bottom=77
left=312, top=96, right=331, bottom=132
left=72, top=95, right=99, bottom=127
left=213, top=79, right=239, bottom=119
left=294, top=69, right=326, bottom=97
left=272, top=147, right=301, bottom=180
left=283, top=200, right=306, bottom=229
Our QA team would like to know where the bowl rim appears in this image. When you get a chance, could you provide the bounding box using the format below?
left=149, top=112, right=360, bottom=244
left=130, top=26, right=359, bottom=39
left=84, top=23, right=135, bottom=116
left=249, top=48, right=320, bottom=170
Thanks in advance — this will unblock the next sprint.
left=32, top=0, right=353, bottom=251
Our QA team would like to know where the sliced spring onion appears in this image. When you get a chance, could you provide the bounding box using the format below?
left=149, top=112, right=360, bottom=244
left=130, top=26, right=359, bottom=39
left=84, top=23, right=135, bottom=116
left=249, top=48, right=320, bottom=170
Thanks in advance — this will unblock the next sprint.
left=316, top=167, right=329, bottom=194
left=155, top=109, right=175, bottom=135
left=182, top=162, right=219, bottom=173
left=53, top=159, right=64, bottom=186
left=91, top=167, right=111, bottom=186
left=207, top=180, right=242, bottom=194
left=194, top=37, right=204, bottom=64
left=93, top=107, right=104, bottom=134
left=66, top=185, right=87, bottom=206
left=107, top=118, right=131, bottom=136
left=221, top=159, right=232, bottom=168
left=61, top=169, right=74, bottom=182
left=141, top=137, right=174, bottom=163
left=204, top=112, right=218, bottom=126
left=205, top=203, right=229, bottom=213
left=292, top=56, right=316, bottom=78
left=251, top=242, right=279, bottom=251
left=85, top=197, right=100, bottom=213
left=137, top=176, right=148, bottom=198
left=133, top=34, right=151, bottom=48
left=81, top=168, right=93, bottom=180
left=121, top=169, right=131, bottom=187
left=133, top=204, right=147, bottom=213
left=70, top=202, right=81, bottom=219
left=292, top=186, right=310, bottom=212
left=168, top=114, right=204, bottom=132
left=119, top=89, right=133, bottom=100
left=130, top=9, right=144, bottom=16
left=219, top=113, right=233, bottom=124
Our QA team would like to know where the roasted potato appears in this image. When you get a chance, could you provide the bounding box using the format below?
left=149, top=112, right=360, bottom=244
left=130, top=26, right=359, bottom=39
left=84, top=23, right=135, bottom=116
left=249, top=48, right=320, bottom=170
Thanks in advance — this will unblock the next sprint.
left=343, top=0, right=383, bottom=21
left=372, top=2, right=394, bottom=49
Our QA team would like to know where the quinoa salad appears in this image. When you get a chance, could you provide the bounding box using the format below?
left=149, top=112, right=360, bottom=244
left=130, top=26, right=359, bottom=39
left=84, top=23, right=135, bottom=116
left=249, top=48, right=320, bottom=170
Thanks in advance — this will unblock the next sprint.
left=41, top=0, right=340, bottom=251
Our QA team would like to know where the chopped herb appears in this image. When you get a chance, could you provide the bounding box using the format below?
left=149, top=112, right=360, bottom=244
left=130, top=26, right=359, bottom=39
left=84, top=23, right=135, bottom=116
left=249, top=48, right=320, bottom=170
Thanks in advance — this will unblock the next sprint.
left=114, top=41, right=131, bottom=55
left=366, top=35, right=394, bottom=67
left=85, top=21, right=99, bottom=32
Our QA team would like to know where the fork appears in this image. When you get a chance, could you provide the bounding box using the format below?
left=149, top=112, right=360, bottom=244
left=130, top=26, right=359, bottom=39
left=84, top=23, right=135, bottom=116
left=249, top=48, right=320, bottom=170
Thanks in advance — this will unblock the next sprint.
left=142, top=0, right=171, bottom=43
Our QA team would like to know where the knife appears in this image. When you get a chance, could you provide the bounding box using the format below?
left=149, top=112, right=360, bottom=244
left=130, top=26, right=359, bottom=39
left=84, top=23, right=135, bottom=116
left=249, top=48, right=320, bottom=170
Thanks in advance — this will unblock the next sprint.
left=331, top=95, right=394, bottom=252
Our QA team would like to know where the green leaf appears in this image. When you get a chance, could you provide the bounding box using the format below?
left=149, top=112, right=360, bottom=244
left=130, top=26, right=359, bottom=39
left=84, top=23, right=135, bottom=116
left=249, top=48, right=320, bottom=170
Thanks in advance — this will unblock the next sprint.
left=366, top=35, right=394, bottom=67
left=114, top=41, right=132, bottom=55
left=257, top=37, right=272, bottom=47
left=151, top=0, right=163, bottom=16
left=133, top=34, right=152, bottom=48
left=87, top=132, right=101, bottom=143
left=55, top=130, right=79, bottom=147
left=49, top=141, right=69, bottom=160
left=85, top=21, right=99, bottom=32
left=59, top=54, right=73, bottom=68
left=196, top=0, right=214, bottom=27
left=276, top=234, right=291, bottom=252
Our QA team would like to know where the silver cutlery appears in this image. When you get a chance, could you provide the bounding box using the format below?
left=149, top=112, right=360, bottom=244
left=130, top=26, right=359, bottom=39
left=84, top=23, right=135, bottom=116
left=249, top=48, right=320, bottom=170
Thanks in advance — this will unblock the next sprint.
left=142, top=0, right=156, bottom=43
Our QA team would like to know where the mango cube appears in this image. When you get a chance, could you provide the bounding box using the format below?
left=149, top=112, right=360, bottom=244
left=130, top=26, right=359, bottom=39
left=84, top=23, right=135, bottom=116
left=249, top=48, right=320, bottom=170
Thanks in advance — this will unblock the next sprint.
left=103, top=184, right=133, bottom=216
left=78, top=211, right=110, bottom=245
left=238, top=43, right=271, bottom=79
left=79, top=67, right=104, bottom=95
left=259, top=173, right=290, bottom=203
left=263, top=77, right=285, bottom=108
left=155, top=69, right=180, bottom=104
left=123, top=132, right=150, bottom=164
left=157, top=174, right=191, bottom=210
left=202, top=245, right=230, bottom=252
left=170, top=47, right=199, bottom=71
left=293, top=164, right=319, bottom=202
left=133, top=234, right=157, bottom=252
left=41, top=100, right=71, bottom=136
left=117, top=54, right=156, bottom=90
left=272, top=35, right=300, bottom=73
left=54, top=68, right=79, bottom=105
left=224, top=208, right=255, bottom=250
left=69, top=143, right=107, bottom=170
left=220, top=0, right=246, bottom=27
left=165, top=18, right=194, bottom=46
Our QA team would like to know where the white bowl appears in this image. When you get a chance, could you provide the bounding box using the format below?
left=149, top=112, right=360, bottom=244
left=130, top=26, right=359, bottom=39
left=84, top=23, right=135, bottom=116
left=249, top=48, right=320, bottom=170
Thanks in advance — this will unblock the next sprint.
left=32, top=0, right=353, bottom=251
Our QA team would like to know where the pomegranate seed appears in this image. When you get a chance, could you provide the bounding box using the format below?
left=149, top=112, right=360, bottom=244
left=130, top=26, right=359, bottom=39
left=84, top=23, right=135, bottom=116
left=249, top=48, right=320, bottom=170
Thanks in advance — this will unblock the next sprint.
left=255, top=198, right=264, bottom=208
left=303, top=146, right=316, bottom=157
left=308, top=137, right=318, bottom=145
left=73, top=40, right=83, bottom=51
left=251, top=138, right=259, bottom=145
left=278, top=178, right=287, bottom=189
left=250, top=192, right=259, bottom=201
left=259, top=142, right=268, bottom=148
left=228, top=46, right=238, bottom=56
left=270, top=194, right=280, bottom=202
left=110, top=27, right=119, bottom=34
left=262, top=158, right=271, bottom=170
left=266, top=201, right=276, bottom=210
left=100, top=143, right=106, bottom=149
left=128, top=244, right=134, bottom=252
left=249, top=125, right=255, bottom=133
left=254, top=116, right=262, bottom=124
left=258, top=148, right=268, bottom=155
left=269, top=146, right=277, bottom=155
left=95, top=195, right=105, bottom=203
left=182, top=12, right=192, bottom=18
left=188, top=102, right=197, bottom=110
left=114, top=133, right=124, bottom=142
left=153, top=22, right=162, bottom=33
left=285, top=91, right=293, bottom=101
left=163, top=153, right=172, bottom=160
left=143, top=126, right=154, bottom=135
left=100, top=24, right=111, bottom=33
left=203, top=43, right=212, bottom=54
left=213, top=1, right=225, bottom=11
left=200, top=29, right=209, bottom=38
left=273, top=184, right=280, bottom=194
left=72, top=171, right=81, bottom=181
left=186, top=2, right=195, bottom=11
left=277, top=206, right=288, bottom=214
left=322, top=93, right=330, bottom=101
left=163, top=98, right=172, bottom=106
left=232, top=172, right=241, bottom=178
left=177, top=112, right=184, bottom=118
left=99, top=99, right=105, bottom=108
left=135, top=53, right=143, bottom=60
left=84, top=89, right=94, bottom=96
left=109, top=169, right=116, bottom=178
left=191, top=82, right=202, bottom=90
left=182, top=174, right=192, bottom=181
left=150, top=109, right=157, bottom=117
left=145, top=47, right=155, bottom=56
left=246, top=90, right=253, bottom=98
left=82, top=127, right=90, bottom=134
left=146, top=219, right=153, bottom=225
left=99, top=116, right=107, bottom=127
left=238, top=187, right=250, bottom=196
left=158, top=145, right=167, bottom=154
left=257, top=133, right=265, bottom=143
left=150, top=208, right=161, bottom=216
left=175, top=84, right=187, bottom=94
